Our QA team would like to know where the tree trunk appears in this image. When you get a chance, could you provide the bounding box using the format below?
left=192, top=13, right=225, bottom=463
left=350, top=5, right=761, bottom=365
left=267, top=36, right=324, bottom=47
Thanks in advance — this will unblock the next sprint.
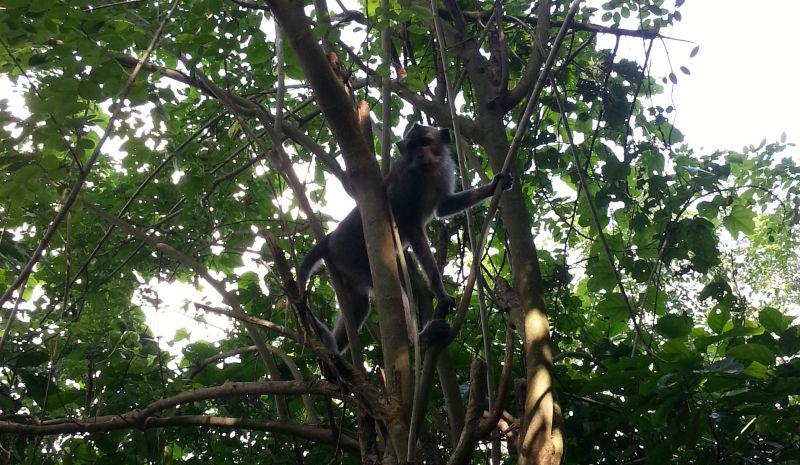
left=480, top=117, right=559, bottom=465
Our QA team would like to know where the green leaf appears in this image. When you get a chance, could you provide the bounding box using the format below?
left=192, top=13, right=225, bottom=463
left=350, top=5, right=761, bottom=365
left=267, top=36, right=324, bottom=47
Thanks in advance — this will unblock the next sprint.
left=723, top=204, right=756, bottom=237
left=409, top=4, right=433, bottom=20
left=661, top=339, right=693, bottom=361
left=596, top=293, right=627, bottom=321
left=722, top=324, right=764, bottom=338
left=707, top=307, right=730, bottom=334
left=173, top=328, right=190, bottom=343
left=586, top=260, right=616, bottom=292
left=28, top=54, right=48, bottom=67
left=655, top=314, right=693, bottom=339
left=249, top=43, right=270, bottom=65
left=742, top=361, right=770, bottom=378
left=727, top=344, right=775, bottom=366
left=0, top=393, right=16, bottom=413
left=759, top=307, right=792, bottom=333
left=282, top=39, right=305, bottom=80
left=238, top=271, right=260, bottom=291
left=695, top=358, right=743, bottom=375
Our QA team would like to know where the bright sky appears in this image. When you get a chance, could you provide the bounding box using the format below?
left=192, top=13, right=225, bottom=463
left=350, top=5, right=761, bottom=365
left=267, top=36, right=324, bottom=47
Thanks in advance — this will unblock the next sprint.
left=637, top=1, right=800, bottom=153
left=2, top=1, right=798, bottom=358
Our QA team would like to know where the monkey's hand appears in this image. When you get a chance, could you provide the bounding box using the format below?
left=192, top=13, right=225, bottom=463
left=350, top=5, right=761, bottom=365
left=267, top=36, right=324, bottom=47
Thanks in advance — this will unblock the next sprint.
left=419, top=318, right=451, bottom=347
left=491, top=173, right=514, bottom=191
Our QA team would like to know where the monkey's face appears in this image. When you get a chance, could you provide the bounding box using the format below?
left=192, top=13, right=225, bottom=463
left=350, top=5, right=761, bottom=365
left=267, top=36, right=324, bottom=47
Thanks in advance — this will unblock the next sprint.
left=397, top=123, right=452, bottom=168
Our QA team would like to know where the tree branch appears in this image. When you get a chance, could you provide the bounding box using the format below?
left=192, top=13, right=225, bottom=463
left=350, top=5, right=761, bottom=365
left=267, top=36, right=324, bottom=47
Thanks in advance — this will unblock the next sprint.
left=263, top=235, right=388, bottom=422
left=0, top=412, right=356, bottom=451
left=444, top=8, right=675, bottom=40
left=114, top=56, right=350, bottom=190
left=375, top=77, right=479, bottom=139
left=193, top=303, right=300, bottom=343
left=0, top=380, right=338, bottom=433
left=504, top=0, right=552, bottom=110
left=186, top=340, right=320, bottom=424
left=448, top=359, right=487, bottom=465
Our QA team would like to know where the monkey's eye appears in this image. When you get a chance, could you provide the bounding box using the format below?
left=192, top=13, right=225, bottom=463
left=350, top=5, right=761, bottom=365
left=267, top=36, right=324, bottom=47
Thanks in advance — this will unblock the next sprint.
left=408, top=138, right=432, bottom=151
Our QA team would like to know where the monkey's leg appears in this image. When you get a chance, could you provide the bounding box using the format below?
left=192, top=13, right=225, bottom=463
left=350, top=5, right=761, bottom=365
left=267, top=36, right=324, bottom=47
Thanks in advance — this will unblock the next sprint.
left=407, top=227, right=453, bottom=306
left=407, top=228, right=455, bottom=346
left=332, top=291, right=370, bottom=353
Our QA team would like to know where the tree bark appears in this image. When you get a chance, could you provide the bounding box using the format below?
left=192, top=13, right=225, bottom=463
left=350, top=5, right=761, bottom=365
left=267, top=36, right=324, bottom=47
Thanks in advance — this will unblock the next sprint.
left=264, top=0, right=413, bottom=458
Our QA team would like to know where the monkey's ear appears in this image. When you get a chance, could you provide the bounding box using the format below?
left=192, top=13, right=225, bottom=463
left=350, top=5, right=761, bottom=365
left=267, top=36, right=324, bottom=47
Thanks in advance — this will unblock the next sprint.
left=439, top=128, right=452, bottom=144
left=404, top=122, right=424, bottom=139
left=395, top=140, right=408, bottom=156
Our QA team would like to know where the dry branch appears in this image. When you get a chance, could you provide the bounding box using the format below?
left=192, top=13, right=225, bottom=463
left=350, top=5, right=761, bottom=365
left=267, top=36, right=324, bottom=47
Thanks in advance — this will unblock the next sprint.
left=0, top=414, right=355, bottom=451
left=0, top=380, right=338, bottom=435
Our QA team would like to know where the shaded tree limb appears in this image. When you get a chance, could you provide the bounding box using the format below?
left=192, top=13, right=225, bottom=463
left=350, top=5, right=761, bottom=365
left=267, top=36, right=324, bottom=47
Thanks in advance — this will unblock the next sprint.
left=0, top=380, right=338, bottom=433
left=1, top=415, right=357, bottom=450
left=445, top=326, right=513, bottom=464
left=185, top=343, right=322, bottom=425
left=476, top=326, right=514, bottom=438
left=447, top=359, right=487, bottom=465
left=149, top=416, right=357, bottom=451
left=406, top=259, right=465, bottom=449
left=504, top=0, right=552, bottom=110
left=193, top=303, right=300, bottom=344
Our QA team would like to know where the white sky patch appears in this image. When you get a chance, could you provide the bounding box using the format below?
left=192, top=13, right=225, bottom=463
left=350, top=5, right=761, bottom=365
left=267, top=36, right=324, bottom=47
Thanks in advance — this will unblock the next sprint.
left=594, top=0, right=799, bottom=158
left=133, top=275, right=233, bottom=365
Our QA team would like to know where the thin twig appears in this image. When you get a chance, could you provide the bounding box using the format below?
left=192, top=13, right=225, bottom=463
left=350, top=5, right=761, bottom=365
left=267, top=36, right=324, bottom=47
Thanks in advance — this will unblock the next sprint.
left=548, top=82, right=658, bottom=360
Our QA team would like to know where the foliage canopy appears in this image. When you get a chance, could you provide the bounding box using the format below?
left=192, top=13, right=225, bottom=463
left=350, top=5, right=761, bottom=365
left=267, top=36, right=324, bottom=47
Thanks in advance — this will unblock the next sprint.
left=0, top=0, right=799, bottom=464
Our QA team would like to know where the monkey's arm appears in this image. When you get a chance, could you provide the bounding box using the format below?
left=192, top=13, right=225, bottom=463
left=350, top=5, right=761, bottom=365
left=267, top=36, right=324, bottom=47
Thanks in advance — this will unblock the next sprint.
left=436, top=174, right=512, bottom=217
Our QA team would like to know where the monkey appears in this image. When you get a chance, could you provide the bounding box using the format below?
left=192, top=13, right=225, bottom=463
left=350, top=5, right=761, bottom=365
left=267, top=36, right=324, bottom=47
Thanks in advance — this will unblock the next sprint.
left=297, top=123, right=512, bottom=353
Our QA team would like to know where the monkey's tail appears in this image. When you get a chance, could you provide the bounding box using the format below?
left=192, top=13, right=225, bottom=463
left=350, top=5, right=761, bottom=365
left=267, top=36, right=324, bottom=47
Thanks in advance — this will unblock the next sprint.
left=297, top=235, right=330, bottom=295
left=296, top=236, right=340, bottom=355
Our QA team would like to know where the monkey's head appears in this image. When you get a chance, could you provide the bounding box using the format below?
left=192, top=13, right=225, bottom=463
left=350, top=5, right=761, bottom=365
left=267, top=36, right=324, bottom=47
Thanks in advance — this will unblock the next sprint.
left=396, top=123, right=452, bottom=168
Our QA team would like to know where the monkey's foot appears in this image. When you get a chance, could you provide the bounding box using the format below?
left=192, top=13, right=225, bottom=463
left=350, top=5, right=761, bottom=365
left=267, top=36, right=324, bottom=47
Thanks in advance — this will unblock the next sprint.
left=419, top=318, right=451, bottom=347
left=434, top=296, right=455, bottom=320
